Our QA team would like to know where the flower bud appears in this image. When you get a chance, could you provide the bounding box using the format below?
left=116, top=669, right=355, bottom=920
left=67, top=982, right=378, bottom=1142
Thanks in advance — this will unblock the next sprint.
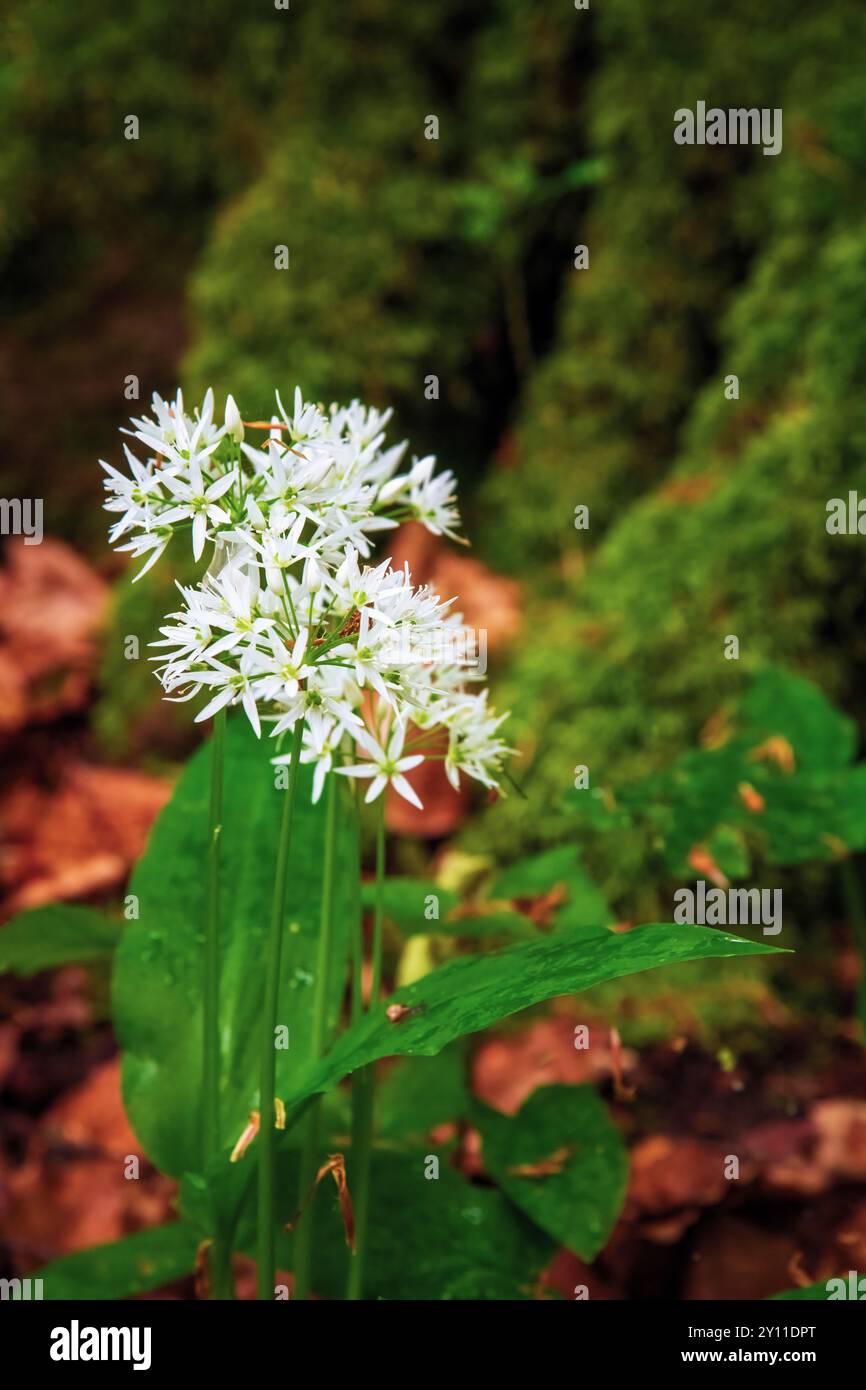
left=305, top=555, right=324, bottom=592
left=224, top=394, right=244, bottom=444
left=378, top=475, right=408, bottom=504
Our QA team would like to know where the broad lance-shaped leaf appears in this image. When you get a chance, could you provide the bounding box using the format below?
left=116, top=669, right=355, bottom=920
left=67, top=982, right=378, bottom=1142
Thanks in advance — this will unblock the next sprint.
left=0, top=905, right=121, bottom=977
left=278, top=924, right=784, bottom=1113
left=377, top=1044, right=470, bottom=1141
left=475, top=1084, right=627, bottom=1263
left=113, top=717, right=358, bottom=1179
left=34, top=1223, right=199, bottom=1300
left=295, top=1148, right=554, bottom=1300
left=196, top=1144, right=554, bottom=1301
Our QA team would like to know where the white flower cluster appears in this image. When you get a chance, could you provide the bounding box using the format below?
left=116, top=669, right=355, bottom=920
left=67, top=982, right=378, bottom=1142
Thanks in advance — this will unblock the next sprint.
left=102, top=388, right=513, bottom=808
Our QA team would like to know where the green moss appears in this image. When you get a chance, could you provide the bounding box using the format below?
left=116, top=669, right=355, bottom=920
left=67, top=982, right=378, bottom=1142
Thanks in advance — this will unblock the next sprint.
left=183, top=1, right=594, bottom=476
left=8, top=0, right=866, bottom=935
left=469, top=2, right=866, bottom=906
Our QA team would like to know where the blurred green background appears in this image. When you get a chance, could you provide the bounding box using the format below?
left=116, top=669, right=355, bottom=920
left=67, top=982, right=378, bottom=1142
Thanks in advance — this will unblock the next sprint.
left=3, top=0, right=866, bottom=923
left=5, top=4, right=866, bottom=1301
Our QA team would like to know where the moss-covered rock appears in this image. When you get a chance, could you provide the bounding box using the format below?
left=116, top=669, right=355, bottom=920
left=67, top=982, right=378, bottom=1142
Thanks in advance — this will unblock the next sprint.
left=184, top=1, right=591, bottom=474
left=475, top=1, right=866, bottom=909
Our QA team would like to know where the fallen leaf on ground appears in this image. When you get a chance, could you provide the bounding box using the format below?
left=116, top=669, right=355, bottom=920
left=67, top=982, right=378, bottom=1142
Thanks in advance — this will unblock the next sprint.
left=387, top=522, right=522, bottom=651
left=0, top=538, right=108, bottom=733
left=4, top=1058, right=175, bottom=1267
left=473, top=1017, right=636, bottom=1115
left=1, top=762, right=170, bottom=914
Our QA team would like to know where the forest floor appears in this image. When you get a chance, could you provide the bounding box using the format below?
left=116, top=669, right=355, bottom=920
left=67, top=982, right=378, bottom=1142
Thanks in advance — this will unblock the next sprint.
left=2, top=536, right=865, bottom=1300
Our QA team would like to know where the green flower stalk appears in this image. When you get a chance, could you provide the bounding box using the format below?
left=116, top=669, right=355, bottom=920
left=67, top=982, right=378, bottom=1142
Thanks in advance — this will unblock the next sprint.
left=347, top=794, right=386, bottom=1301
left=101, top=385, right=513, bottom=1301
left=257, top=719, right=304, bottom=1301
left=204, top=708, right=230, bottom=1296
left=293, top=772, right=340, bottom=1299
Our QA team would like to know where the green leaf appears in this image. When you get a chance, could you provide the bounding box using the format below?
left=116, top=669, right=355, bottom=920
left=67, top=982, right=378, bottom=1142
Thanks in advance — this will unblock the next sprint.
left=435, top=909, right=537, bottom=940
left=770, top=1280, right=834, bottom=1300
left=740, top=669, right=855, bottom=772
left=705, top=825, right=751, bottom=880
left=821, top=765, right=866, bottom=849
left=279, top=925, right=784, bottom=1113
left=753, top=766, right=866, bottom=864
left=368, top=854, right=611, bottom=942
left=0, top=905, right=122, bottom=977
left=565, top=669, right=866, bottom=874
left=365, top=878, right=537, bottom=939
left=218, top=1142, right=551, bottom=1300
left=475, top=1085, right=627, bottom=1262
left=360, top=878, right=458, bottom=935
left=35, top=1223, right=199, bottom=1300
left=305, top=1149, right=554, bottom=1300
left=490, top=846, right=613, bottom=931
left=378, top=1044, right=469, bottom=1142
left=113, top=717, right=359, bottom=1179
left=185, top=1137, right=553, bottom=1300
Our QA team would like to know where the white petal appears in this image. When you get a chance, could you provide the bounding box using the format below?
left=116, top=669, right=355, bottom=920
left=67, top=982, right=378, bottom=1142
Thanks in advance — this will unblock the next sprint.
left=157, top=505, right=191, bottom=526
left=364, top=775, right=387, bottom=804
left=391, top=774, right=423, bottom=810
left=132, top=540, right=168, bottom=581
left=292, top=627, right=309, bottom=665
left=353, top=728, right=384, bottom=761
left=312, top=761, right=327, bottom=804
left=207, top=472, right=236, bottom=500
left=242, top=687, right=261, bottom=738
left=195, top=688, right=234, bottom=723
left=377, top=475, right=408, bottom=504
left=187, top=453, right=203, bottom=493
left=192, top=512, right=207, bottom=561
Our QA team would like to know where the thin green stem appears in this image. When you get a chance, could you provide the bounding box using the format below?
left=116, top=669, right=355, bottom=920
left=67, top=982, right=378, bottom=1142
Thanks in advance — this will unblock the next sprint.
left=209, top=1237, right=235, bottom=1302
left=350, top=786, right=365, bottom=1027
left=371, top=794, right=386, bottom=1001
left=347, top=794, right=386, bottom=1300
left=346, top=1070, right=374, bottom=1301
left=204, top=709, right=225, bottom=1164
left=293, top=773, right=339, bottom=1300
left=281, top=568, right=300, bottom=635
left=204, top=710, right=235, bottom=1298
left=257, top=718, right=304, bottom=1301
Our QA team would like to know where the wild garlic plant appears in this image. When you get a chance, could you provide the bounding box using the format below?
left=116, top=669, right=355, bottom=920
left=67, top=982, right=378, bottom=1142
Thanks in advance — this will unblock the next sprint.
left=102, top=386, right=513, bottom=1299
